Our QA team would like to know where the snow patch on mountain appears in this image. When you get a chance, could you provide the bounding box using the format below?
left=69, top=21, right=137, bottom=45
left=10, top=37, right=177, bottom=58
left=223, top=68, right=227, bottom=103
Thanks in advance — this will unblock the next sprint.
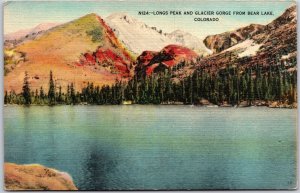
left=105, top=13, right=174, bottom=55
left=224, top=39, right=262, bottom=58
left=238, top=43, right=261, bottom=58
left=105, top=13, right=211, bottom=55
left=167, top=30, right=212, bottom=55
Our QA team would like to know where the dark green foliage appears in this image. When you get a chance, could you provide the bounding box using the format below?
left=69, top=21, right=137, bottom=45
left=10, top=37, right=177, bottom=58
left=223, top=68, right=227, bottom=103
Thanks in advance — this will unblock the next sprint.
left=57, top=86, right=63, bottom=103
left=70, top=83, right=76, bottom=104
left=117, top=62, right=296, bottom=106
left=22, top=71, right=31, bottom=105
left=4, top=91, right=8, bottom=104
left=86, top=28, right=102, bottom=43
left=48, top=71, right=56, bottom=105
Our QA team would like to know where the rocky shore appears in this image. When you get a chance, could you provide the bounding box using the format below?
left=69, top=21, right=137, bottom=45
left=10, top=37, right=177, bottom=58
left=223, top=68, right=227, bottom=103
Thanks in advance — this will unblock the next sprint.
left=197, top=98, right=297, bottom=108
left=4, top=163, right=77, bottom=190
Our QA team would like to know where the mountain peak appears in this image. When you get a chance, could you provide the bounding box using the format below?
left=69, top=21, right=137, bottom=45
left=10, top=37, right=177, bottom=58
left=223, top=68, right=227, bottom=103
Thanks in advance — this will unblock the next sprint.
left=266, top=5, right=296, bottom=29
left=75, top=13, right=103, bottom=23
left=84, top=13, right=99, bottom=18
left=105, top=13, right=211, bottom=55
left=4, top=11, right=135, bottom=92
left=105, top=12, right=168, bottom=54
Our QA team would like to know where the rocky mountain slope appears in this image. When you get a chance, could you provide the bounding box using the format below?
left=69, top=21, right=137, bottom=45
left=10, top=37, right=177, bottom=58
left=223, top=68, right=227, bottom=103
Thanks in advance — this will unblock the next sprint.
left=199, top=5, right=296, bottom=72
left=135, top=5, right=296, bottom=83
left=203, top=24, right=264, bottom=53
left=105, top=13, right=210, bottom=55
left=135, top=45, right=198, bottom=76
left=4, top=13, right=134, bottom=93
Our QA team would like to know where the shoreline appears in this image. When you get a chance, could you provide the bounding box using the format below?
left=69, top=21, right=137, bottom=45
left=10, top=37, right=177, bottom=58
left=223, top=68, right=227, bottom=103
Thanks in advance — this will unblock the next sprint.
left=3, top=102, right=297, bottom=109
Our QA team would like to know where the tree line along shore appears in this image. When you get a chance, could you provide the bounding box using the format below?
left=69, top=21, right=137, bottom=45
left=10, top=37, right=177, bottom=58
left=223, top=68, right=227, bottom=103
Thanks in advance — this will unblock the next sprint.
left=4, top=62, right=297, bottom=108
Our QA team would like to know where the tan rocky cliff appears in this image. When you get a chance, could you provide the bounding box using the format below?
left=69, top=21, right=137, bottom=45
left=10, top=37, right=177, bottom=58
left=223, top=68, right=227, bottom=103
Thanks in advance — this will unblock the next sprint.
left=203, top=24, right=264, bottom=53
left=4, top=162, right=77, bottom=190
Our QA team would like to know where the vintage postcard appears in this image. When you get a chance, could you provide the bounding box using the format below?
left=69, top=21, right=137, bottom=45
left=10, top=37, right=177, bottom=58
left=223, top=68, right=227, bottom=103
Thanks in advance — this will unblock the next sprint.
left=3, top=0, right=297, bottom=190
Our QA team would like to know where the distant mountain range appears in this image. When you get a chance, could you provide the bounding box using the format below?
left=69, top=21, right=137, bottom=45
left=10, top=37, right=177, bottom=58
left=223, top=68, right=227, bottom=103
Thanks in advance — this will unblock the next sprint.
left=5, top=13, right=211, bottom=56
left=4, top=23, right=60, bottom=42
left=4, top=5, right=296, bottom=93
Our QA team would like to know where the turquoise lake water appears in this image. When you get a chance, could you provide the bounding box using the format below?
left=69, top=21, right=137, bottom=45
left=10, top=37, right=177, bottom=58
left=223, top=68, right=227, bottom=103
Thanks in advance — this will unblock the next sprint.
left=4, top=106, right=297, bottom=190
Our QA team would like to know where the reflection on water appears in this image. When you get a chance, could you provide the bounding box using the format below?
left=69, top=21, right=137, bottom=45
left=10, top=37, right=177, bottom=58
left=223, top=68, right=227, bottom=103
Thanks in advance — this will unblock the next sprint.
left=83, top=147, right=115, bottom=190
left=4, top=106, right=297, bottom=190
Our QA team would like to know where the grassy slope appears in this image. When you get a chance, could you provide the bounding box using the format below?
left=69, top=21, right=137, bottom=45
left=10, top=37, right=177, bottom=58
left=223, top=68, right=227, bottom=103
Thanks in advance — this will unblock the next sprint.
left=4, top=14, right=122, bottom=93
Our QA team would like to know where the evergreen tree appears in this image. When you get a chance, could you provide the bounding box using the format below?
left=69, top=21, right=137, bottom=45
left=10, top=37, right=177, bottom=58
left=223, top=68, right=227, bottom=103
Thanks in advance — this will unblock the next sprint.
left=4, top=91, right=8, bottom=104
left=48, top=71, right=56, bottom=105
left=247, top=69, right=254, bottom=105
left=34, top=89, right=39, bottom=104
left=70, top=83, right=76, bottom=104
left=57, top=86, right=63, bottom=103
left=39, top=86, right=45, bottom=103
left=22, top=71, right=31, bottom=105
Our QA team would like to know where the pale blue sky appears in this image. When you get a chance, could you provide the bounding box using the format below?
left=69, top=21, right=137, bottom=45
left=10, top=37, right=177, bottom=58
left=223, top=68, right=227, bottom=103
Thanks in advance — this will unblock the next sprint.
left=4, top=0, right=295, bottom=39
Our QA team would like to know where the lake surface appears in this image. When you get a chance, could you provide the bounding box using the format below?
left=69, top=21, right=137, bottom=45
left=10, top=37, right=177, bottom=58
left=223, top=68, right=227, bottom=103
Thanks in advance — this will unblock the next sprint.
left=4, top=106, right=297, bottom=190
